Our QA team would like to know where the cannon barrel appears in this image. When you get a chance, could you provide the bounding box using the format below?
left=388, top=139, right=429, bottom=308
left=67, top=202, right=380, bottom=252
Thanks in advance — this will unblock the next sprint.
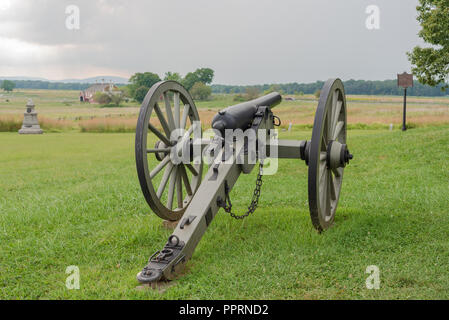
left=212, top=92, right=282, bottom=133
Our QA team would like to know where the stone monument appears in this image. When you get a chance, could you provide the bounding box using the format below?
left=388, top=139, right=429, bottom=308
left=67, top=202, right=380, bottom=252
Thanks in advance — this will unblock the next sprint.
left=18, top=99, right=43, bottom=134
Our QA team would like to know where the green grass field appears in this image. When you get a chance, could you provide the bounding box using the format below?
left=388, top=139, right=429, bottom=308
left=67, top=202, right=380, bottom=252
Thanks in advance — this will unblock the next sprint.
left=1, top=125, right=448, bottom=299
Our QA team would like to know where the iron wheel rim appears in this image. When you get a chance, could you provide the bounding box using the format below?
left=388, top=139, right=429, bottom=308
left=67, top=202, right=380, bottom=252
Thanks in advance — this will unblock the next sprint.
left=308, top=78, right=347, bottom=231
left=135, top=81, right=203, bottom=221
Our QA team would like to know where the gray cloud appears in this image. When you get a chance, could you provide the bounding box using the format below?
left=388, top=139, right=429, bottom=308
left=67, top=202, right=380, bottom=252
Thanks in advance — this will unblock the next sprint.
left=0, top=0, right=423, bottom=84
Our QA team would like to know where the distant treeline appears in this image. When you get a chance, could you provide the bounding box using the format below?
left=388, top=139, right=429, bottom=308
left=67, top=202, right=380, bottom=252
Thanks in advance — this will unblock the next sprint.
left=2, top=80, right=127, bottom=91
left=3, top=79, right=448, bottom=97
left=212, top=79, right=449, bottom=97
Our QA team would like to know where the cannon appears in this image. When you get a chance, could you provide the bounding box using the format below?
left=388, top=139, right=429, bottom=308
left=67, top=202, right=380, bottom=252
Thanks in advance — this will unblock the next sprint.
left=135, top=78, right=353, bottom=283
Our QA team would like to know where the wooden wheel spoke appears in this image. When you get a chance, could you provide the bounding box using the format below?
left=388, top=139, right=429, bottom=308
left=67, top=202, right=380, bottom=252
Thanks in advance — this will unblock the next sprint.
left=174, top=92, right=180, bottom=128
left=176, top=167, right=183, bottom=209
left=157, top=163, right=174, bottom=198
left=164, top=92, right=176, bottom=131
left=167, top=167, right=177, bottom=210
left=322, top=113, right=330, bottom=150
left=150, top=156, right=171, bottom=179
left=185, top=163, right=199, bottom=176
left=154, top=103, right=172, bottom=137
left=147, top=147, right=171, bottom=153
left=320, top=152, right=327, bottom=162
left=321, top=134, right=328, bottom=151
left=319, top=166, right=330, bottom=216
left=329, top=91, right=338, bottom=137
left=325, top=181, right=331, bottom=216
left=319, top=160, right=327, bottom=182
left=333, top=121, right=344, bottom=141
left=332, top=91, right=338, bottom=110
left=332, top=167, right=342, bottom=178
left=148, top=122, right=172, bottom=146
left=319, top=166, right=328, bottom=210
left=329, top=171, right=336, bottom=201
left=332, top=100, right=342, bottom=134
left=180, top=104, right=190, bottom=129
left=185, top=121, right=196, bottom=137
left=179, top=165, right=193, bottom=196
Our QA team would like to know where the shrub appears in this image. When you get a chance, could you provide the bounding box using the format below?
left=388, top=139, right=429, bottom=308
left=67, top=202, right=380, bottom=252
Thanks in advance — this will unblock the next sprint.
left=245, top=87, right=260, bottom=100
left=110, top=94, right=124, bottom=106
left=0, top=116, right=73, bottom=132
left=232, top=87, right=260, bottom=102
left=263, top=85, right=281, bottom=95
left=134, top=86, right=149, bottom=103
left=94, top=92, right=124, bottom=107
left=233, top=94, right=247, bottom=102
left=190, top=82, right=211, bottom=100
left=94, top=92, right=112, bottom=104
left=79, top=117, right=137, bottom=133
left=0, top=116, right=22, bottom=132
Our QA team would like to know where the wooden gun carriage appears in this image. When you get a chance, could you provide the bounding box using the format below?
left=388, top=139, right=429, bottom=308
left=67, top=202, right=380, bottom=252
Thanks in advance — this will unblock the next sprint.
left=134, top=79, right=353, bottom=283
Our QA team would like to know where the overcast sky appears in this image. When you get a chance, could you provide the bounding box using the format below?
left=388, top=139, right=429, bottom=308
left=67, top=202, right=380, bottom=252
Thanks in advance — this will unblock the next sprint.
left=0, top=0, right=423, bottom=84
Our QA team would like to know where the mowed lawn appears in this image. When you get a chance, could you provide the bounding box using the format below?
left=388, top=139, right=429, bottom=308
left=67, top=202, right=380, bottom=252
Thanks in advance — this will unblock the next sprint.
left=0, top=126, right=448, bottom=299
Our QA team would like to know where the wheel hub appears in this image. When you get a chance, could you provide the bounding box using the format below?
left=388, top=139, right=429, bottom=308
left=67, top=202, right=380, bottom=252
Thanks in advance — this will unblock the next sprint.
left=326, top=140, right=353, bottom=169
left=154, top=138, right=195, bottom=163
left=154, top=140, right=169, bottom=161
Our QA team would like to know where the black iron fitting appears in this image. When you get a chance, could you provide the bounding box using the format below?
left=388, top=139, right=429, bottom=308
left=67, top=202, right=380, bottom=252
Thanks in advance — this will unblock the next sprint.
left=180, top=215, right=196, bottom=229
left=150, top=235, right=185, bottom=264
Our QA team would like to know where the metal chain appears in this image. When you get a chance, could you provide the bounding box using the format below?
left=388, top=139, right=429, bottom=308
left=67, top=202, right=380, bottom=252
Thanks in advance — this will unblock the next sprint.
left=221, top=161, right=264, bottom=220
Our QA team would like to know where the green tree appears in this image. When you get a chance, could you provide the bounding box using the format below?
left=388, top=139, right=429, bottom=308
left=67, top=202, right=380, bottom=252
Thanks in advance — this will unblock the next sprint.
left=164, top=72, right=182, bottom=82
left=195, top=68, right=214, bottom=84
left=408, top=0, right=449, bottom=90
left=134, top=86, right=149, bottom=103
left=245, top=87, right=260, bottom=100
left=182, top=68, right=215, bottom=90
left=190, top=82, right=212, bottom=100
left=1, top=80, right=16, bottom=92
left=128, top=72, right=161, bottom=97
left=182, top=72, right=200, bottom=91
left=263, top=84, right=281, bottom=95
left=120, top=85, right=131, bottom=98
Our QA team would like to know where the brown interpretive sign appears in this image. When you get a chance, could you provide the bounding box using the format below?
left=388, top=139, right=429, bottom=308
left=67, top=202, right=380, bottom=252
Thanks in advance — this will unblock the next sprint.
left=397, top=72, right=413, bottom=131
left=397, top=72, right=413, bottom=88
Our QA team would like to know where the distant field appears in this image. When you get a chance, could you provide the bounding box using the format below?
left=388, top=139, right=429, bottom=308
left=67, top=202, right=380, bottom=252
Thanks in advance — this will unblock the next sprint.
left=1, top=89, right=448, bottom=133
left=1, top=126, right=448, bottom=299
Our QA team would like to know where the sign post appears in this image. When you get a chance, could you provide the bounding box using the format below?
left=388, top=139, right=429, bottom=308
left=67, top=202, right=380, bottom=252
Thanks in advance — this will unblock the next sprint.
left=397, top=72, right=413, bottom=131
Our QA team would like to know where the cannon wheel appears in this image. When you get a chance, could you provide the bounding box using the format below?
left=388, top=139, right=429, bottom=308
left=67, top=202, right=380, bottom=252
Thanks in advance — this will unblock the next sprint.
left=135, top=81, right=203, bottom=221
left=308, top=79, right=347, bottom=231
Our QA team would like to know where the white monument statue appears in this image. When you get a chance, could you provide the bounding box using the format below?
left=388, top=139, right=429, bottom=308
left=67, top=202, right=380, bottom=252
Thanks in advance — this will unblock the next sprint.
left=18, top=99, right=43, bottom=134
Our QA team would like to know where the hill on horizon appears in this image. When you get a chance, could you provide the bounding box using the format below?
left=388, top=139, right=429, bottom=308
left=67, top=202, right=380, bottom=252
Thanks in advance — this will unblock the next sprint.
left=0, top=76, right=129, bottom=84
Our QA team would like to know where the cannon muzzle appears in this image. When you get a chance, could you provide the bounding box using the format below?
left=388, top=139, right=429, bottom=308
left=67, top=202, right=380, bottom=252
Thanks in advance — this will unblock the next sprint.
left=212, top=92, right=282, bottom=133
